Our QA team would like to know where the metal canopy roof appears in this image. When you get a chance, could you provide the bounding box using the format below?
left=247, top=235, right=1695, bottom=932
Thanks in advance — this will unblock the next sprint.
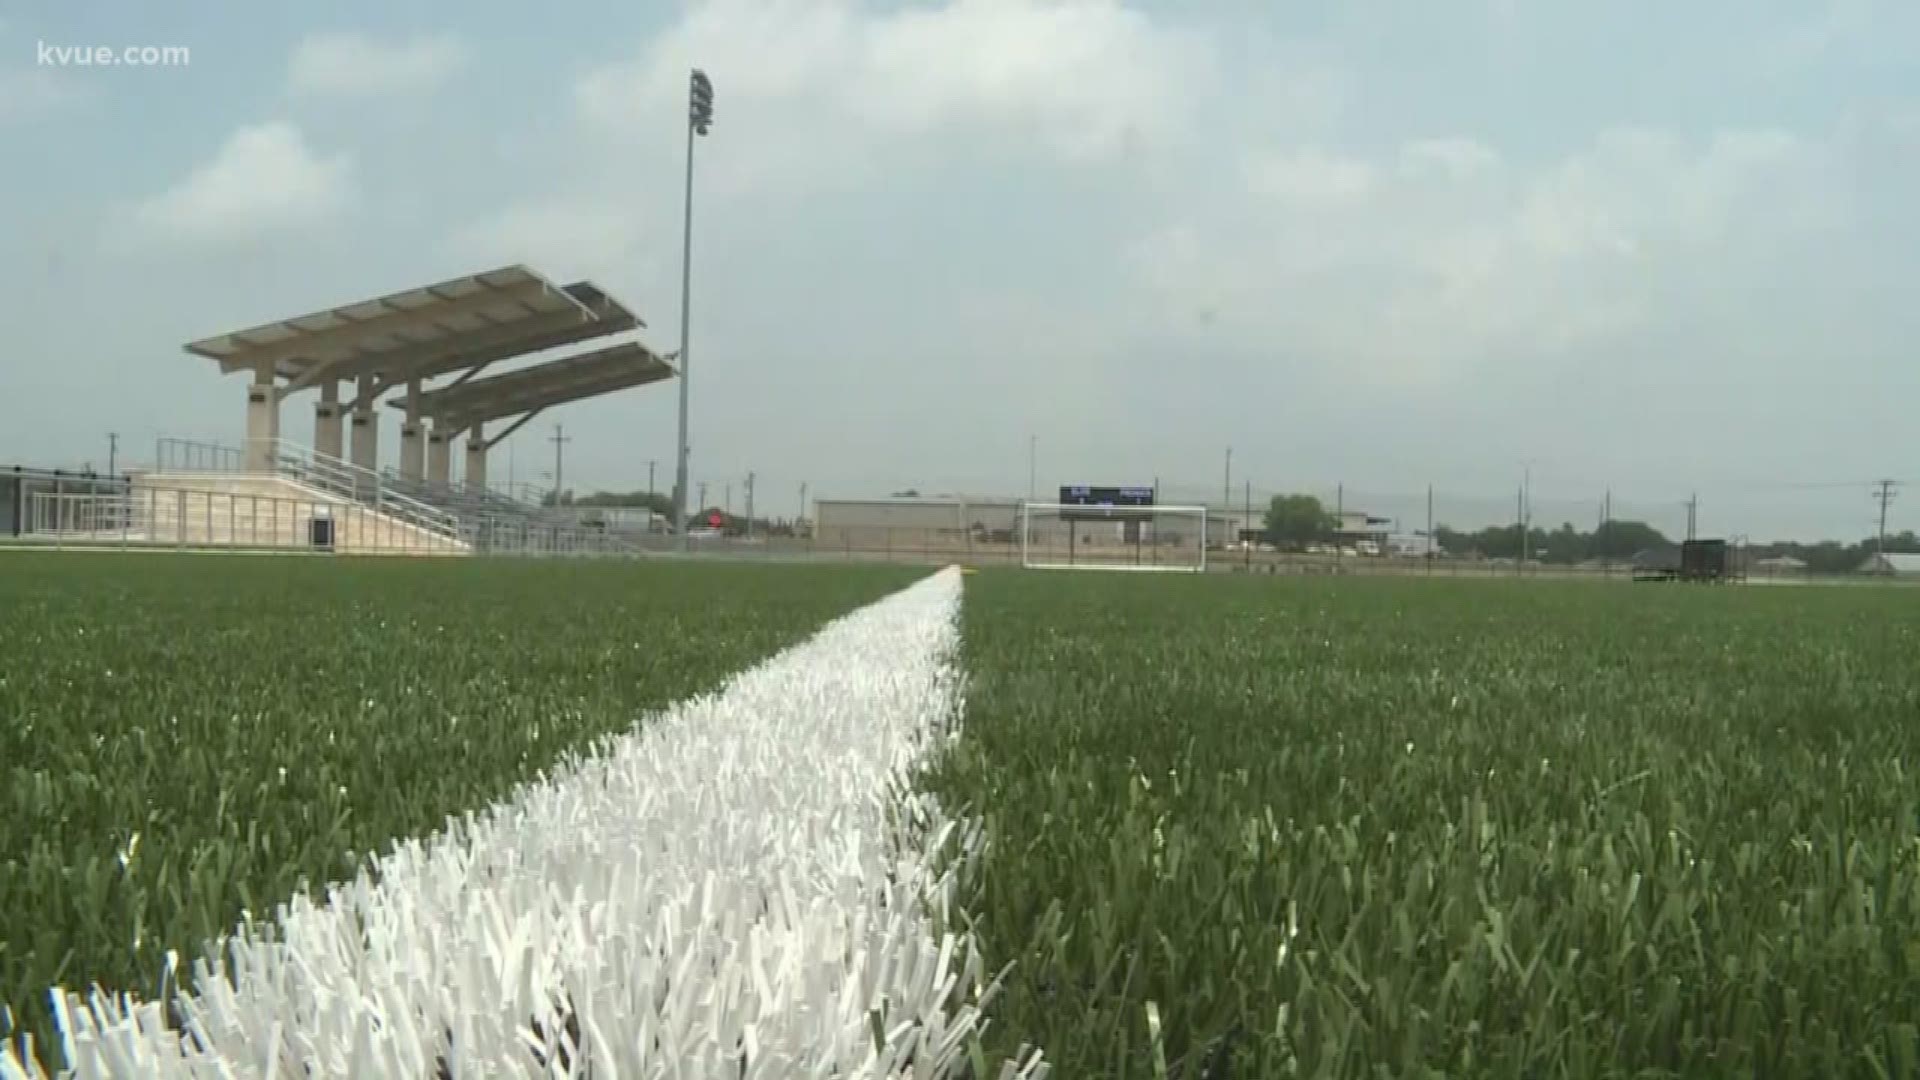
left=392, top=341, right=676, bottom=430
left=333, top=281, right=640, bottom=400
left=182, top=265, right=595, bottom=382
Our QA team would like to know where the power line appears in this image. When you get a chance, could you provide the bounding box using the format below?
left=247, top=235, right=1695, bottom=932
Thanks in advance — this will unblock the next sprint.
left=1727, top=478, right=1914, bottom=492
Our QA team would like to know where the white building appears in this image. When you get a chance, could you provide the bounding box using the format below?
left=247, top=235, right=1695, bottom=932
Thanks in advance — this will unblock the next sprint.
left=1859, top=552, right=1920, bottom=576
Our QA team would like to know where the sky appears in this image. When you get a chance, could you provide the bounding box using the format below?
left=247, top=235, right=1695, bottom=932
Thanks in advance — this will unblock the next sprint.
left=3, top=0, right=1920, bottom=541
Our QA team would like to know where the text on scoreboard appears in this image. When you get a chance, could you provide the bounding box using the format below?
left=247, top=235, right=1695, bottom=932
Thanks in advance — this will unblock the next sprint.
left=1058, top=485, right=1156, bottom=507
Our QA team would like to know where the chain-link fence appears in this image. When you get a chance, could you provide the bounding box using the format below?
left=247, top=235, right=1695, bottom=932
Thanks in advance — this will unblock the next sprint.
left=6, top=476, right=636, bottom=559
left=16, top=453, right=1908, bottom=578
left=781, top=475, right=1911, bottom=577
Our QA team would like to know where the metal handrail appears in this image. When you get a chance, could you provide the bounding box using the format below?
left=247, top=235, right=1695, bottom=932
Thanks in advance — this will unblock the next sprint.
left=271, top=440, right=459, bottom=540
left=147, top=436, right=505, bottom=544
left=459, top=511, right=647, bottom=557
left=382, top=469, right=547, bottom=520
left=155, top=437, right=243, bottom=474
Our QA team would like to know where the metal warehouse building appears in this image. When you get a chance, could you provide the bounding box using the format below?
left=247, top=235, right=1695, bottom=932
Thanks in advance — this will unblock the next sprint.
left=813, top=496, right=1026, bottom=554
left=814, top=495, right=1221, bottom=559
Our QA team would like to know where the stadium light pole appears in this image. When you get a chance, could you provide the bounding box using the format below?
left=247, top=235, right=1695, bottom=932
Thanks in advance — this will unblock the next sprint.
left=675, top=68, right=715, bottom=551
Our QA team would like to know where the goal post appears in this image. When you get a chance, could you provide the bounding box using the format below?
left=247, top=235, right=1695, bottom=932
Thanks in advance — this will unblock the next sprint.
left=1018, top=502, right=1209, bottom=572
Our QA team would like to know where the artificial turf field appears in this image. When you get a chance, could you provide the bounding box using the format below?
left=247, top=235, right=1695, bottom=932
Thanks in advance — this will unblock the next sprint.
left=5, top=553, right=1919, bottom=1077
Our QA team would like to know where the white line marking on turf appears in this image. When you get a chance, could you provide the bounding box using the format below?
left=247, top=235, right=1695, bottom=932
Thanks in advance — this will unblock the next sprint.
left=4, top=567, right=1047, bottom=1079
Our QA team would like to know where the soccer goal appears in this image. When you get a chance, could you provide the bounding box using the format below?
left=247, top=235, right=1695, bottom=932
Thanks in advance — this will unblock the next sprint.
left=1019, top=502, right=1209, bottom=572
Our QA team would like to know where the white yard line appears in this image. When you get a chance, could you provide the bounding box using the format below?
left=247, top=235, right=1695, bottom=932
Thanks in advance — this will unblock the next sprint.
left=5, top=567, right=1046, bottom=1079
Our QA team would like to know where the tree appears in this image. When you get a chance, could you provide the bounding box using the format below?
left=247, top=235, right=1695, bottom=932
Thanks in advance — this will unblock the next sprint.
left=574, top=490, right=674, bottom=516
left=1434, top=525, right=1473, bottom=556
left=1429, top=518, right=1671, bottom=563
left=1885, top=530, right=1920, bottom=554
left=1590, top=519, right=1668, bottom=562
left=1542, top=522, right=1585, bottom=564
left=1264, top=494, right=1336, bottom=549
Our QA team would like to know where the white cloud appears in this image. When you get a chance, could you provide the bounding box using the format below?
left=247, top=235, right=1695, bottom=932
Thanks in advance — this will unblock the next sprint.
left=1398, top=138, right=1501, bottom=181
left=288, top=32, right=465, bottom=99
left=448, top=201, right=658, bottom=285
left=132, top=123, right=352, bottom=243
left=1244, top=147, right=1376, bottom=207
left=1131, top=126, right=1844, bottom=383
left=459, top=0, right=1221, bottom=325
left=0, top=64, right=84, bottom=123
left=574, top=0, right=1215, bottom=167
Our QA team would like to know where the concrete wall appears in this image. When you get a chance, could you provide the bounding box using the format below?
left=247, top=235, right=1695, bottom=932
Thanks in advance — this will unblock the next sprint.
left=144, top=476, right=465, bottom=554
left=18, top=474, right=473, bottom=554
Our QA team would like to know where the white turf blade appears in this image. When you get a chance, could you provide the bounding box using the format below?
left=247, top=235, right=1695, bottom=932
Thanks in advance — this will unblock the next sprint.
left=8, top=568, right=1048, bottom=1079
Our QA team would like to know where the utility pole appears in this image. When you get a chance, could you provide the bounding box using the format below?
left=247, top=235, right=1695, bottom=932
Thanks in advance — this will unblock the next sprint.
left=1336, top=482, right=1344, bottom=571
left=698, top=481, right=708, bottom=515
left=1520, top=461, right=1533, bottom=568
left=1686, top=493, right=1698, bottom=541
left=1028, top=434, right=1036, bottom=501
left=799, top=482, right=808, bottom=535
left=1426, top=484, right=1434, bottom=570
left=1517, top=486, right=1526, bottom=572
left=549, top=424, right=570, bottom=505
left=1875, top=479, right=1899, bottom=560
left=1244, top=479, right=1252, bottom=570
left=675, top=68, right=716, bottom=549
left=745, top=471, right=755, bottom=540
left=1223, top=446, right=1232, bottom=513
left=107, top=432, right=119, bottom=478
left=1601, top=488, right=1612, bottom=571
left=725, top=481, right=733, bottom=519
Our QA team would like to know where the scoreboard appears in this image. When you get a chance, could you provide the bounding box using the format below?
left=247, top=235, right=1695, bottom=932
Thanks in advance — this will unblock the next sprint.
left=1058, top=484, right=1155, bottom=520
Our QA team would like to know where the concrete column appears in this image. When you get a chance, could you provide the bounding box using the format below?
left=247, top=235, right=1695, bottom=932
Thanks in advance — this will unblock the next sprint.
left=244, top=368, right=279, bottom=474
left=314, top=381, right=344, bottom=460
left=399, top=424, right=425, bottom=481
left=349, top=409, right=378, bottom=470
left=464, top=437, right=489, bottom=492
left=398, top=376, right=425, bottom=481
left=349, top=374, right=380, bottom=481
left=427, top=426, right=451, bottom=487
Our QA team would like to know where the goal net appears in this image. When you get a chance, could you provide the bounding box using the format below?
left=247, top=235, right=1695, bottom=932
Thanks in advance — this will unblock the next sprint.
left=1019, top=502, right=1208, bottom=572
